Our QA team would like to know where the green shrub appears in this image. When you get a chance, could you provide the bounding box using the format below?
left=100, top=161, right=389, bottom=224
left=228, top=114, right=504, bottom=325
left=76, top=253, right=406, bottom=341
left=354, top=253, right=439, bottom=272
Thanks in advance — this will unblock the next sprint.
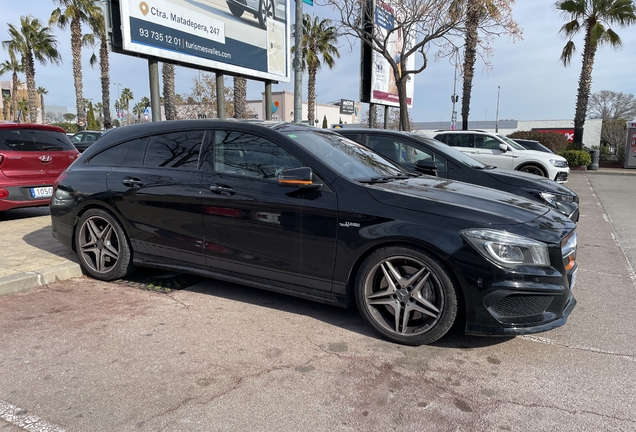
left=561, top=150, right=592, bottom=167
left=51, top=122, right=79, bottom=134
left=507, top=131, right=569, bottom=154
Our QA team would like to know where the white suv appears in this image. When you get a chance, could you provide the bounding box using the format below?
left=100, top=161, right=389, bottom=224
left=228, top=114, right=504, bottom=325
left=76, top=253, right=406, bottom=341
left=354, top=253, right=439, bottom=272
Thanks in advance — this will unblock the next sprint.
left=432, top=130, right=570, bottom=183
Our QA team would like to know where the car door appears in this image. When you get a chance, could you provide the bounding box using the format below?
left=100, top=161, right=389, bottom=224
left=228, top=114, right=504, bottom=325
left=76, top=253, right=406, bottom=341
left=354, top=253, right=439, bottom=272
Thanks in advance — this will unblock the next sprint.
left=200, top=128, right=338, bottom=293
left=471, top=135, right=514, bottom=169
left=104, top=130, right=207, bottom=267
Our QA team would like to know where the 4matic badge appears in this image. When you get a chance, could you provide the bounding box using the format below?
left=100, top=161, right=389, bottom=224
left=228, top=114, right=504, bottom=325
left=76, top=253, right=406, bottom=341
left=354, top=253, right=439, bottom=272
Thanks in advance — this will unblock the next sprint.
left=339, top=222, right=360, bottom=228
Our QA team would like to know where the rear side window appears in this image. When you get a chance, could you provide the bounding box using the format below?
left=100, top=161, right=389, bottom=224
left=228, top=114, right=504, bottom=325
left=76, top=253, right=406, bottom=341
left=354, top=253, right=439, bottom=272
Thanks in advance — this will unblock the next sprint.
left=0, top=128, right=76, bottom=151
left=144, top=131, right=204, bottom=169
left=88, top=137, right=148, bottom=166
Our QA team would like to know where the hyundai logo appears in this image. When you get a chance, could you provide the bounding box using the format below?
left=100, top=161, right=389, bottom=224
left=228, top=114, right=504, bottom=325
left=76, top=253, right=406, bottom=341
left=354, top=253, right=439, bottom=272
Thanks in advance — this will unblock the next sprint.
left=39, top=155, right=53, bottom=163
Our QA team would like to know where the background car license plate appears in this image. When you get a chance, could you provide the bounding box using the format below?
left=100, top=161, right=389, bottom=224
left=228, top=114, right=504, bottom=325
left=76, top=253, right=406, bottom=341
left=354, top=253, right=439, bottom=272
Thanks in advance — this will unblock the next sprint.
left=31, top=187, right=53, bottom=198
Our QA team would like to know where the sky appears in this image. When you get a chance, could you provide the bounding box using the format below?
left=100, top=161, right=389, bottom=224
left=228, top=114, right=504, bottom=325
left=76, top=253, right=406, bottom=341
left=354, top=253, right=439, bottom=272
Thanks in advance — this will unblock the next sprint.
left=1, top=0, right=635, bottom=123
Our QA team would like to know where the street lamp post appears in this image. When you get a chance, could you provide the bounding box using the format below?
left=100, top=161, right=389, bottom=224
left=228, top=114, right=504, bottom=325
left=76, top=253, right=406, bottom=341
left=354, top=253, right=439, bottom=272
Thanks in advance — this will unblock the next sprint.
left=451, top=49, right=459, bottom=130
left=495, top=85, right=501, bottom=133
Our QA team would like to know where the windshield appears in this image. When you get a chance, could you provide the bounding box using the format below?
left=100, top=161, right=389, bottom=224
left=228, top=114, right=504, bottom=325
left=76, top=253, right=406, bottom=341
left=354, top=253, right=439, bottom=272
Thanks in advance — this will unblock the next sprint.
left=408, top=134, right=488, bottom=169
left=498, top=135, right=526, bottom=150
left=287, top=130, right=406, bottom=180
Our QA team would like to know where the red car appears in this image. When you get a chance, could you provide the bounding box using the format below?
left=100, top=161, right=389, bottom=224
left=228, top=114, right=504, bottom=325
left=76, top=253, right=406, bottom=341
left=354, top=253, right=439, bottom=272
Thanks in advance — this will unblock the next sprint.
left=0, top=123, right=80, bottom=212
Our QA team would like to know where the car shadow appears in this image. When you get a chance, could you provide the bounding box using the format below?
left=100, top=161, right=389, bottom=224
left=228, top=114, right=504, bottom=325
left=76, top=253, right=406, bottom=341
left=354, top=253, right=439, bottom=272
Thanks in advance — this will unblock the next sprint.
left=183, top=277, right=515, bottom=348
left=0, top=206, right=50, bottom=222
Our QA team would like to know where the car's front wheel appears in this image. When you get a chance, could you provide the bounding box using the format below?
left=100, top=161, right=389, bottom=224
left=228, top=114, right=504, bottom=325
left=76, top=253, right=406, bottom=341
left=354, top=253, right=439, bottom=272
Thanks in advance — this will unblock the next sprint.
left=257, top=0, right=273, bottom=29
left=355, top=246, right=458, bottom=346
left=75, top=208, right=135, bottom=281
left=517, top=164, right=547, bottom=177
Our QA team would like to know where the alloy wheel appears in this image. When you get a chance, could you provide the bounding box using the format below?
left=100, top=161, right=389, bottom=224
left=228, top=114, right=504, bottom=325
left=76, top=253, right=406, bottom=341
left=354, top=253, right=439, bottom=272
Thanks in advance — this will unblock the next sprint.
left=78, top=215, right=121, bottom=275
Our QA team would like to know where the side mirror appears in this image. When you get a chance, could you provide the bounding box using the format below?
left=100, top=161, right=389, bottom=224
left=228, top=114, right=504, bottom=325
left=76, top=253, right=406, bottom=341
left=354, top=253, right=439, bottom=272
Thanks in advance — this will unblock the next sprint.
left=414, top=160, right=439, bottom=177
left=499, top=143, right=508, bottom=152
left=277, top=167, right=322, bottom=189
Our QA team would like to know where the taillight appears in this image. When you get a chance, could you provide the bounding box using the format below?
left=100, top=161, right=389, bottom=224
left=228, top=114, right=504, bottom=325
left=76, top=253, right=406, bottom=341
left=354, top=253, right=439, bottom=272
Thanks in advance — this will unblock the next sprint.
left=53, top=172, right=69, bottom=189
left=0, top=188, right=8, bottom=199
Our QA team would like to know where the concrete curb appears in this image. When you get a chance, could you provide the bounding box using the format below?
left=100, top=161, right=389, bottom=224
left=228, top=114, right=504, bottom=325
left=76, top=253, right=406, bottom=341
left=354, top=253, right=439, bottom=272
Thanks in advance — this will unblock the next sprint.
left=0, top=263, right=83, bottom=297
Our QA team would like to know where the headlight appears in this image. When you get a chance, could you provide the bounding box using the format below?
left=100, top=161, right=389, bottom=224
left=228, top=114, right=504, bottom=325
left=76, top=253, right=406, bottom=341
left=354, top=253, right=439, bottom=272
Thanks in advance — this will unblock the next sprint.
left=550, top=159, right=568, bottom=168
left=461, top=229, right=551, bottom=268
left=539, top=192, right=574, bottom=207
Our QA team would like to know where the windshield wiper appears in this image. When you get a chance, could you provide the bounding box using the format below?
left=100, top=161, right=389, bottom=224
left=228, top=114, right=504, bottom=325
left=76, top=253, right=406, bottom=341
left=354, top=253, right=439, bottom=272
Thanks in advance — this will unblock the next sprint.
left=357, top=174, right=410, bottom=184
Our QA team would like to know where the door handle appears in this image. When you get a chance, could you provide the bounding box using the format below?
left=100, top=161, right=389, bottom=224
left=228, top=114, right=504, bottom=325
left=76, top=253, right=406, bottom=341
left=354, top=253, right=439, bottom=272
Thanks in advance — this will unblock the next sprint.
left=209, top=184, right=236, bottom=195
left=122, top=177, right=144, bottom=188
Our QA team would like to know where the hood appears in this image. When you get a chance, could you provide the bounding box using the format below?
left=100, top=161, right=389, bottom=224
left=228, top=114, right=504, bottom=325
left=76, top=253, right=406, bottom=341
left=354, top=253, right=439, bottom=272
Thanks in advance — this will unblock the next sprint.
left=484, top=169, right=577, bottom=197
left=519, top=148, right=566, bottom=161
left=364, top=177, right=569, bottom=226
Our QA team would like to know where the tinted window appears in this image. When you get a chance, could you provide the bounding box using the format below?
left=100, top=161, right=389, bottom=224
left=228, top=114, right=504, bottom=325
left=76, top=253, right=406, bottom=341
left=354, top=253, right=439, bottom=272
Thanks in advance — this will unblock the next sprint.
left=0, top=128, right=76, bottom=151
left=366, top=135, right=448, bottom=173
left=444, top=134, right=472, bottom=148
left=213, top=131, right=303, bottom=179
left=409, top=134, right=487, bottom=169
left=475, top=135, right=501, bottom=150
left=88, top=137, right=148, bottom=166
left=144, top=131, right=204, bottom=169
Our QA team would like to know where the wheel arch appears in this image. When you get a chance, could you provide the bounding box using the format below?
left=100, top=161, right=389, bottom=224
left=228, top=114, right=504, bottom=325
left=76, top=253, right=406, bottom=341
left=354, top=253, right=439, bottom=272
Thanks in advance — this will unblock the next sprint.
left=340, top=238, right=464, bottom=308
left=70, top=201, right=131, bottom=252
left=515, top=161, right=548, bottom=177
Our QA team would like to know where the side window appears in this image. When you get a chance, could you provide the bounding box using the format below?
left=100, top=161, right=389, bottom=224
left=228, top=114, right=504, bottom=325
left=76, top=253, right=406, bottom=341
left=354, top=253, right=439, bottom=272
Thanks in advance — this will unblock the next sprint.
left=453, top=134, right=473, bottom=148
left=144, top=130, right=204, bottom=169
left=434, top=134, right=446, bottom=144
left=482, top=136, right=501, bottom=150
left=394, top=138, right=448, bottom=173
left=88, top=137, right=148, bottom=166
left=368, top=137, right=399, bottom=161
left=213, top=131, right=303, bottom=179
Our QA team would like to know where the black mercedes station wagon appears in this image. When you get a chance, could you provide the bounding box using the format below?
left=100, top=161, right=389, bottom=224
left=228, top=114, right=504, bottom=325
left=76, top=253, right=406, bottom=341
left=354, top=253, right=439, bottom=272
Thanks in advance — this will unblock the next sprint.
left=50, top=121, right=578, bottom=346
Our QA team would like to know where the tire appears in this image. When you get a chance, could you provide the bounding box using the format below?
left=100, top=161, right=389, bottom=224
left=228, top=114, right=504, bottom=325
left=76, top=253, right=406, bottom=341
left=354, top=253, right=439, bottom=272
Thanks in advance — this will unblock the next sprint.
left=517, top=164, right=546, bottom=178
left=257, top=0, right=272, bottom=29
left=355, top=246, right=458, bottom=346
left=226, top=2, right=244, bottom=17
left=75, top=208, right=136, bottom=281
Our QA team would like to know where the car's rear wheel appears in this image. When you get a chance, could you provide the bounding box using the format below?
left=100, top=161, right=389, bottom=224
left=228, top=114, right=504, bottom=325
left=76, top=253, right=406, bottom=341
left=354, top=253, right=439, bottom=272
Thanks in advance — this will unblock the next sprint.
left=518, top=164, right=546, bottom=177
left=75, top=208, right=135, bottom=281
left=226, top=2, right=244, bottom=17
left=355, top=246, right=458, bottom=345
left=257, top=0, right=273, bottom=29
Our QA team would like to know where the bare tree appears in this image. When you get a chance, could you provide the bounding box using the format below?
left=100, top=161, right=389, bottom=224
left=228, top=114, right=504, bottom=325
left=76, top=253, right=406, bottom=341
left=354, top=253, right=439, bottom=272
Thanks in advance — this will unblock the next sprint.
left=233, top=76, right=247, bottom=119
left=180, top=72, right=233, bottom=119
left=588, top=90, right=636, bottom=121
left=323, top=0, right=464, bottom=131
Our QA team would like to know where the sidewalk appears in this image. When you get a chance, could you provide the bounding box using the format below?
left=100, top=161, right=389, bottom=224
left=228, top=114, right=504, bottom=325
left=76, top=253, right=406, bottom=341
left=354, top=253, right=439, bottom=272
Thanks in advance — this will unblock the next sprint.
left=1, top=168, right=635, bottom=297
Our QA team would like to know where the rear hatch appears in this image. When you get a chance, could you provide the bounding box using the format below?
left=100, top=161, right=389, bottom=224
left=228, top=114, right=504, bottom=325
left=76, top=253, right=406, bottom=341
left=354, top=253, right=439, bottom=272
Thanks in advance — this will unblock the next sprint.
left=0, top=127, right=78, bottom=179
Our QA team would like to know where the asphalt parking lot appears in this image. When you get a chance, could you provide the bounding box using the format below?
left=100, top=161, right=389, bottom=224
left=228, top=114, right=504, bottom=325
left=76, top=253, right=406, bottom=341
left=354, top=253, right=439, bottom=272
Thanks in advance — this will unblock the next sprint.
left=0, top=172, right=634, bottom=431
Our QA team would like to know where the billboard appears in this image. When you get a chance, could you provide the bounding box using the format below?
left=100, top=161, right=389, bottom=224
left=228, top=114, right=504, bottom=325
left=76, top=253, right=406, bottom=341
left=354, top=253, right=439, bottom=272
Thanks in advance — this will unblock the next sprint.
left=361, top=0, right=414, bottom=108
left=532, top=128, right=575, bottom=143
left=340, top=99, right=355, bottom=114
left=108, top=0, right=290, bottom=82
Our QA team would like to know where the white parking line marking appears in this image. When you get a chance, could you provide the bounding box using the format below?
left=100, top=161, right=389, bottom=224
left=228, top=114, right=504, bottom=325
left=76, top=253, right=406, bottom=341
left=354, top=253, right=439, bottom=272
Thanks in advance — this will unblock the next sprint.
left=520, top=335, right=636, bottom=361
left=0, top=401, right=67, bottom=432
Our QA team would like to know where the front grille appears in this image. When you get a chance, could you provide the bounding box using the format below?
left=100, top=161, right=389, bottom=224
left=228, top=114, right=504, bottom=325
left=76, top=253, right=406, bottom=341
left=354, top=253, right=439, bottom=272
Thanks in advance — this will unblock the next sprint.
left=569, top=208, right=580, bottom=223
left=555, top=171, right=569, bottom=182
left=490, top=295, right=553, bottom=318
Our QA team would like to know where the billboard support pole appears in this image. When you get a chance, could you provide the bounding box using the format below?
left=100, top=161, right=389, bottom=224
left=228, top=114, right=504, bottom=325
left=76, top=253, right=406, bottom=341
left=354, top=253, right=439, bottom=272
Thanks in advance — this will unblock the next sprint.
left=148, top=57, right=161, bottom=122
left=216, top=72, right=225, bottom=120
left=293, top=0, right=303, bottom=123
left=384, top=105, right=389, bottom=129
left=265, top=81, right=273, bottom=120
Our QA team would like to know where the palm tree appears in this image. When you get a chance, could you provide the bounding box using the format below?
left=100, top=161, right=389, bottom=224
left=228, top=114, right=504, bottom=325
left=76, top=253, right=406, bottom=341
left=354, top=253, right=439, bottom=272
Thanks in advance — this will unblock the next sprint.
left=162, top=62, right=176, bottom=120
left=140, top=96, right=150, bottom=108
left=0, top=52, right=24, bottom=121
left=1, top=93, right=10, bottom=121
left=132, top=101, right=145, bottom=123
left=292, top=14, right=340, bottom=125
left=119, top=87, right=133, bottom=124
left=233, top=77, right=247, bottom=118
left=84, top=9, right=112, bottom=129
left=50, top=0, right=102, bottom=130
left=3, top=16, right=60, bottom=123
left=17, top=96, right=29, bottom=122
left=37, top=86, right=48, bottom=122
left=557, top=0, right=636, bottom=148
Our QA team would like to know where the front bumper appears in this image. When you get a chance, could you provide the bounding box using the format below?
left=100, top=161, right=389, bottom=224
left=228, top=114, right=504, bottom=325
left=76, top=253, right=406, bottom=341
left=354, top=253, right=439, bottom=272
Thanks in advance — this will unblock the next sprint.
left=554, top=171, right=569, bottom=183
